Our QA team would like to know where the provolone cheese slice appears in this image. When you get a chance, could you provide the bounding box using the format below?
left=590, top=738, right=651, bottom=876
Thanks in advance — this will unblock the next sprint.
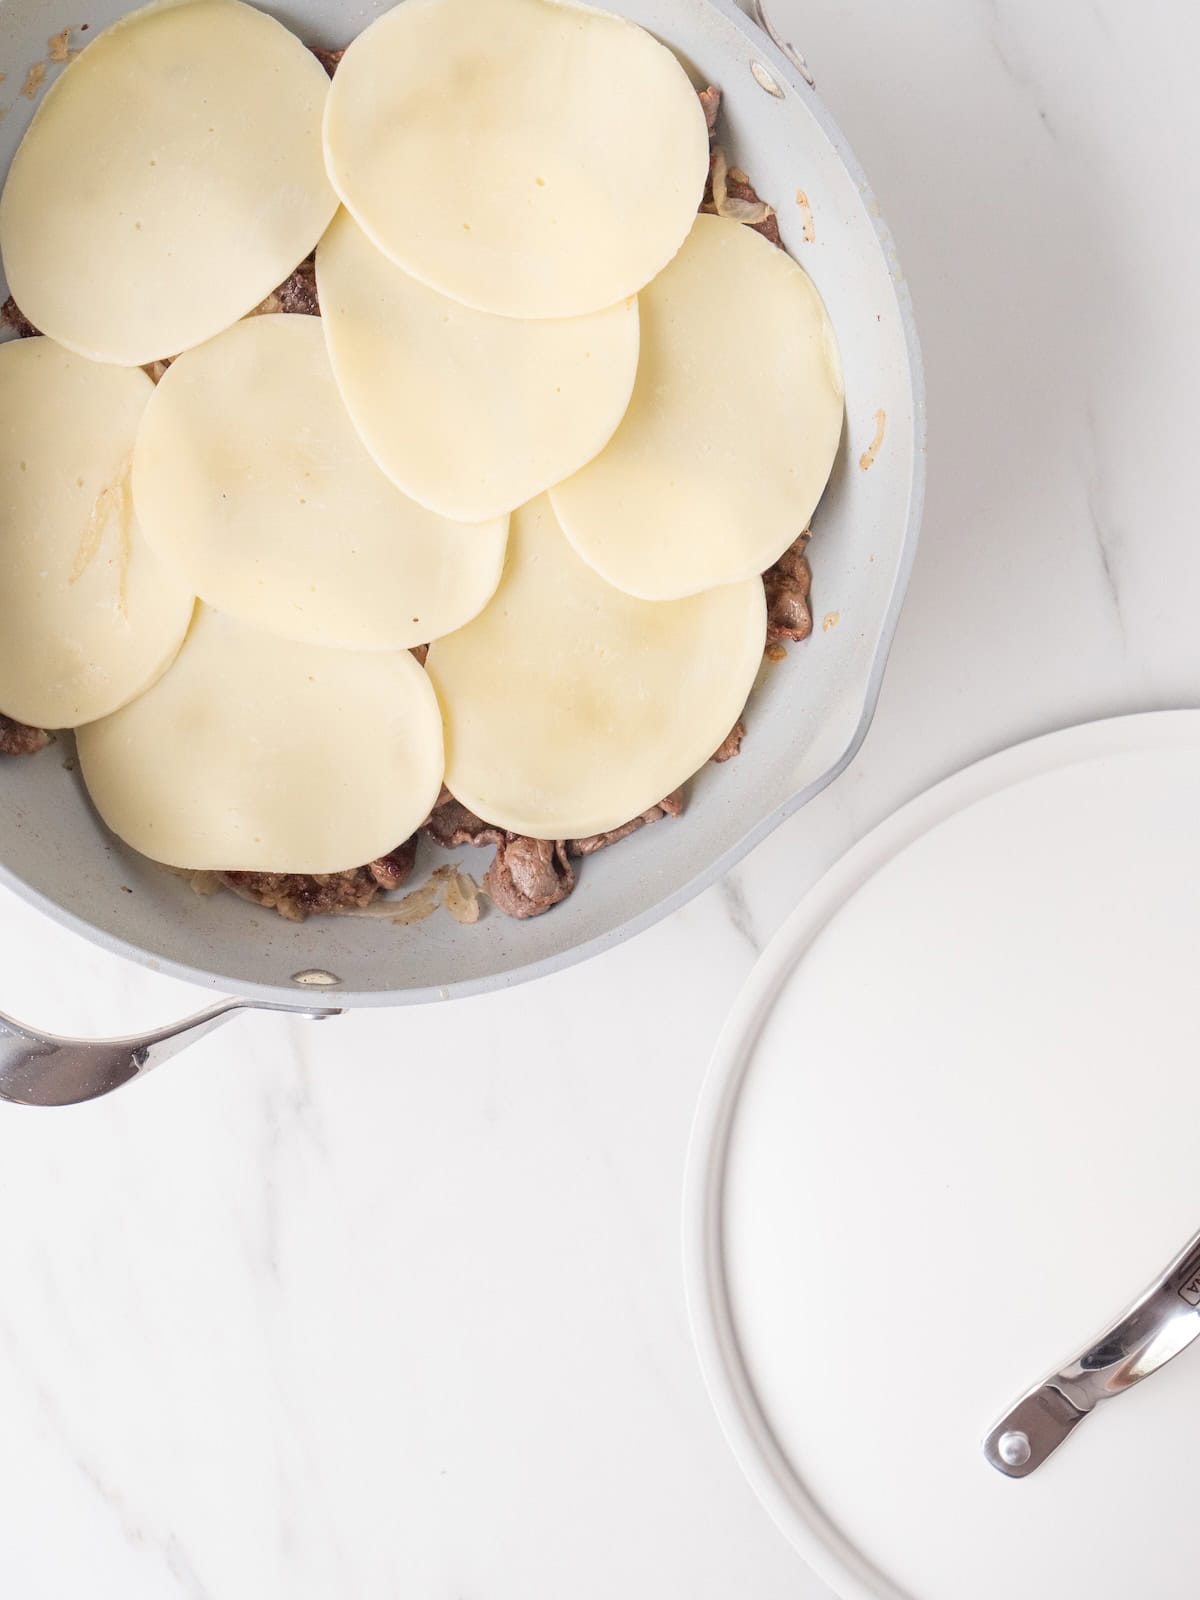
left=323, top=0, right=709, bottom=318
left=0, top=0, right=337, bottom=366
left=426, top=496, right=766, bottom=840
left=551, top=215, right=845, bottom=600
left=133, top=315, right=509, bottom=650
left=77, top=606, right=445, bottom=873
left=317, top=209, right=640, bottom=523
left=0, top=338, right=194, bottom=729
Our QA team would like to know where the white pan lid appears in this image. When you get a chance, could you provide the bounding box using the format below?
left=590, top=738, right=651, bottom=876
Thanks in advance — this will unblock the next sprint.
left=685, top=711, right=1200, bottom=1600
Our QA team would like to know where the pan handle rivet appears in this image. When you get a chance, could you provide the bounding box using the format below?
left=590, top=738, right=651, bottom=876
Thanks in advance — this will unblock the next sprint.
left=997, top=1430, right=1031, bottom=1467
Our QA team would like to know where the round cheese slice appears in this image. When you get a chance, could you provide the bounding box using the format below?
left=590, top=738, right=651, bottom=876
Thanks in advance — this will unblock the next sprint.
left=0, top=338, right=194, bottom=730
left=317, top=209, right=641, bottom=523
left=77, top=606, right=445, bottom=874
left=132, top=315, right=509, bottom=651
left=551, top=215, right=846, bottom=600
left=426, top=496, right=766, bottom=840
left=0, top=0, right=337, bottom=366
left=323, top=0, right=709, bottom=319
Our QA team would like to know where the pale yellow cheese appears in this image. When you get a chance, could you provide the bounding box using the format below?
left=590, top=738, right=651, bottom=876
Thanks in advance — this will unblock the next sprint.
left=317, top=209, right=640, bottom=523
left=0, top=0, right=337, bottom=366
left=323, top=0, right=709, bottom=318
left=77, top=606, right=445, bottom=873
left=132, top=315, right=509, bottom=650
left=426, top=496, right=766, bottom=840
left=0, top=338, right=194, bottom=729
left=551, top=216, right=846, bottom=599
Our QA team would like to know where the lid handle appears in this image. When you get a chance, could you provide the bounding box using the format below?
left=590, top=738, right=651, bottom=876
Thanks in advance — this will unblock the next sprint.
left=985, top=1226, right=1200, bottom=1478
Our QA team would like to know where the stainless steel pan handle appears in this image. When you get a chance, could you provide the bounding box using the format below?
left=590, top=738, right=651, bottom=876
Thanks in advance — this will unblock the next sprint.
left=0, top=999, right=341, bottom=1107
left=750, top=1, right=816, bottom=87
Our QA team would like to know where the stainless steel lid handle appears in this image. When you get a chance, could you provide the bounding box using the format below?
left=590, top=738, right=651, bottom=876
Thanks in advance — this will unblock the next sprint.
left=985, top=1227, right=1200, bottom=1477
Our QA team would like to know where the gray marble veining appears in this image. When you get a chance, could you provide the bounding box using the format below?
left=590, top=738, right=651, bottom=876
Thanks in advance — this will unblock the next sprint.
left=0, top=0, right=1195, bottom=1595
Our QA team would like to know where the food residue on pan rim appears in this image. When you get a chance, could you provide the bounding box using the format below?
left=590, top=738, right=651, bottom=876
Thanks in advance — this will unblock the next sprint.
left=19, top=62, right=46, bottom=99
left=859, top=408, right=887, bottom=472
left=795, top=189, right=815, bottom=243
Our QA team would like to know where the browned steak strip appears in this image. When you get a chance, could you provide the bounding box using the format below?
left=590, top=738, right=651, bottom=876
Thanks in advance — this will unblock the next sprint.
left=568, top=789, right=685, bottom=857
left=764, top=532, right=814, bottom=645
left=251, top=253, right=320, bottom=319
left=217, top=868, right=381, bottom=922
left=484, top=836, right=575, bottom=919
left=272, top=255, right=320, bottom=316
left=699, top=85, right=785, bottom=251
left=711, top=721, right=745, bottom=764
left=217, top=830, right=418, bottom=920
left=724, top=165, right=783, bottom=248
left=367, top=837, right=418, bottom=890
left=0, top=296, right=39, bottom=339
left=311, top=45, right=345, bottom=77
left=423, top=790, right=505, bottom=850
left=0, top=714, right=49, bottom=756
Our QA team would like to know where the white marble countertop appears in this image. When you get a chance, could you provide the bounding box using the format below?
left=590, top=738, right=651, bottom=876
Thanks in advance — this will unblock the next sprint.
left=2, top=0, right=1197, bottom=1595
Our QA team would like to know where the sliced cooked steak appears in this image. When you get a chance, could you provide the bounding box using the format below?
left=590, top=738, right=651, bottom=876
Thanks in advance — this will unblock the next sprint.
left=700, top=117, right=784, bottom=251
left=218, top=867, right=381, bottom=922
left=724, top=165, right=783, bottom=248
left=568, top=790, right=685, bottom=856
left=423, top=790, right=504, bottom=850
left=0, top=296, right=39, bottom=339
left=367, top=838, right=418, bottom=890
left=219, top=832, right=417, bottom=920
left=252, top=254, right=320, bottom=318
left=711, top=721, right=745, bottom=764
left=273, top=255, right=320, bottom=316
left=0, top=714, right=49, bottom=756
left=311, top=44, right=345, bottom=77
left=484, top=836, right=575, bottom=919
left=764, top=532, right=814, bottom=644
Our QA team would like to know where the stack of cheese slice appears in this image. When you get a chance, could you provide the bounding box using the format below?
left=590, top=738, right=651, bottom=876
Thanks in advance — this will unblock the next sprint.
left=0, top=0, right=845, bottom=878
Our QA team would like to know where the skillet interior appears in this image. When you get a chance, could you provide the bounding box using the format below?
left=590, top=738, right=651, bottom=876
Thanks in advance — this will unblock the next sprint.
left=0, top=0, right=924, bottom=1005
